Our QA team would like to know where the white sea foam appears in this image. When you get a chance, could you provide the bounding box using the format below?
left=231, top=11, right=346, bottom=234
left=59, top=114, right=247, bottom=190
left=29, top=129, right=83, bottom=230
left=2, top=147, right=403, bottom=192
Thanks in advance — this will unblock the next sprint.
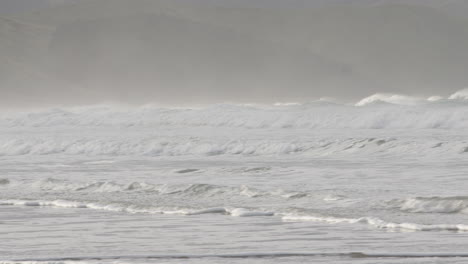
left=2, top=197, right=467, bottom=231
left=229, top=208, right=275, bottom=217
left=0, top=200, right=87, bottom=208
left=3, top=179, right=309, bottom=204
left=355, top=93, right=426, bottom=106
left=2, top=91, right=468, bottom=260
left=427, top=95, right=444, bottom=102
left=1, top=89, right=468, bottom=131
left=0, top=136, right=467, bottom=158
left=0, top=262, right=72, bottom=264
left=449, top=88, right=468, bottom=100
left=282, top=215, right=468, bottom=232
left=0, top=199, right=275, bottom=218
left=1, top=92, right=468, bottom=159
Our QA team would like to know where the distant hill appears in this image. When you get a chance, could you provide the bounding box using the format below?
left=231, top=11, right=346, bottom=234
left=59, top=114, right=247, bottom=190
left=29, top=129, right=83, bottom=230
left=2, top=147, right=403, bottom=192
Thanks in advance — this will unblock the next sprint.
left=1, top=0, right=468, bottom=105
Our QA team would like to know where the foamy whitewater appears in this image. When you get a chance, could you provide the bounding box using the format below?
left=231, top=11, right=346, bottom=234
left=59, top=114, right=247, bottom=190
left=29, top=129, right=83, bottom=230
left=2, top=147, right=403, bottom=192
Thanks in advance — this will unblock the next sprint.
left=2, top=90, right=468, bottom=263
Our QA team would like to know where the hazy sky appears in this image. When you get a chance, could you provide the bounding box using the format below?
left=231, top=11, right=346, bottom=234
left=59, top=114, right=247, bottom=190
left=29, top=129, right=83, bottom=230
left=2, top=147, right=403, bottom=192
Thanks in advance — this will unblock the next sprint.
left=1, top=0, right=468, bottom=106
left=2, top=0, right=468, bottom=13
left=0, top=0, right=68, bottom=14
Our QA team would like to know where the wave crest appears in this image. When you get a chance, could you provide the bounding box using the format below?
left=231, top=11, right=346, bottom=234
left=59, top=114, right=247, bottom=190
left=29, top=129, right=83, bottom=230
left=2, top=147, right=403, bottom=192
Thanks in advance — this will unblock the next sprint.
left=0, top=136, right=466, bottom=157
left=449, top=88, right=468, bottom=100
left=355, top=94, right=426, bottom=106
left=400, top=197, right=468, bottom=214
left=1, top=90, right=468, bottom=130
left=282, top=215, right=468, bottom=232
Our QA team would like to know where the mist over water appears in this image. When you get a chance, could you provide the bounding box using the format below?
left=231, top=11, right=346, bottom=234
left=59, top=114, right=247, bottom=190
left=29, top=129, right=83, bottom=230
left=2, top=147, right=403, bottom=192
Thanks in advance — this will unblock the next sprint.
left=1, top=0, right=468, bottom=106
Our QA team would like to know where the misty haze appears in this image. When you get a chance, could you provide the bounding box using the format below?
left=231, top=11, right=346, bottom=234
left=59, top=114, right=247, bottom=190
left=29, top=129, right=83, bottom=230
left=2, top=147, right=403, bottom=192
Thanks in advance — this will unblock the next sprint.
left=1, top=0, right=468, bottom=105
left=2, top=1, right=468, bottom=263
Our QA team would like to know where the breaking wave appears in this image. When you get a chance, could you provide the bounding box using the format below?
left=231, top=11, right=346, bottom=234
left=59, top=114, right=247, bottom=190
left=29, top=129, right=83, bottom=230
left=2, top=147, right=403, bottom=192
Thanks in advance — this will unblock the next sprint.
left=0, top=136, right=466, bottom=157
left=0, top=89, right=467, bottom=158
left=0, top=90, right=468, bottom=157
left=3, top=178, right=309, bottom=200
left=355, top=93, right=427, bottom=106
left=282, top=215, right=468, bottom=232
left=449, top=88, right=468, bottom=101
left=0, top=199, right=274, bottom=217
left=0, top=138, right=306, bottom=156
left=3, top=197, right=468, bottom=232
left=1, top=89, right=468, bottom=130
left=399, top=197, right=468, bottom=214
left=3, top=179, right=468, bottom=232
left=4, top=178, right=468, bottom=232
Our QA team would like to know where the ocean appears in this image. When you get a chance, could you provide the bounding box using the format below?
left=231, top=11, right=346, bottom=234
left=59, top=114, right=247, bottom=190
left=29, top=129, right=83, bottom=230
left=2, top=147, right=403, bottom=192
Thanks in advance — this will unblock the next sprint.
left=2, top=92, right=468, bottom=263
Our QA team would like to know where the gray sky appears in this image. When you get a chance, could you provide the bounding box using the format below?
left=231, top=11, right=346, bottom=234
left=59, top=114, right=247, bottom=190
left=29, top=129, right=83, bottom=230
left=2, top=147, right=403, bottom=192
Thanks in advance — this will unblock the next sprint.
left=2, top=0, right=468, bottom=10
left=1, top=0, right=468, bottom=106
left=0, top=0, right=70, bottom=14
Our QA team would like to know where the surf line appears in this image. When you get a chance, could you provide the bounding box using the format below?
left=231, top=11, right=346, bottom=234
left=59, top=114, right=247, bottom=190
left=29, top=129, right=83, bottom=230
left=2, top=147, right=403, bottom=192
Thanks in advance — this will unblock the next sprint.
left=9, top=252, right=468, bottom=262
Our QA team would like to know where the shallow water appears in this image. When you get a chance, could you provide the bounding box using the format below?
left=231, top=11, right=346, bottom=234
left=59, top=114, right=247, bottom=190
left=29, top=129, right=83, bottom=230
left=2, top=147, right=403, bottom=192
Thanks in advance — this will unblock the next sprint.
left=2, top=101, right=468, bottom=263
